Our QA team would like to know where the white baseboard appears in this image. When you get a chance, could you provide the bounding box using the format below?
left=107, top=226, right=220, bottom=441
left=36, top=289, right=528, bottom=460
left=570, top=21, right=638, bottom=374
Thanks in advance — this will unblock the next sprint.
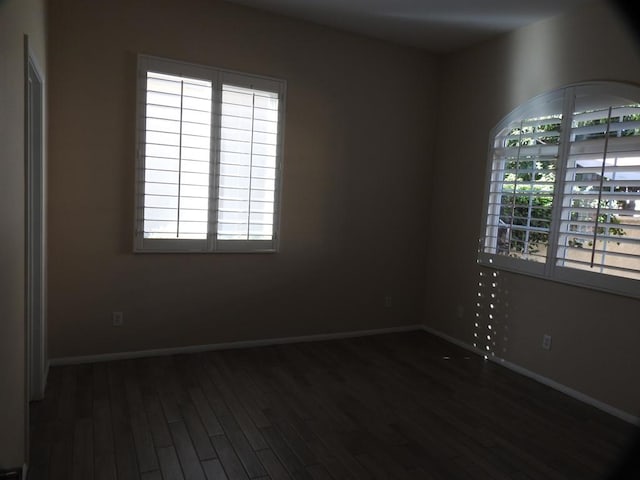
left=47, top=322, right=639, bottom=426
left=421, top=324, right=640, bottom=426
left=49, top=324, right=424, bottom=367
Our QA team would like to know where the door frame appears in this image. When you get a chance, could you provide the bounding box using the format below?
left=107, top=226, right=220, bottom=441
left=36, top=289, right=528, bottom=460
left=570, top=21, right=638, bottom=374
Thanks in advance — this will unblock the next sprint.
left=24, top=35, right=47, bottom=404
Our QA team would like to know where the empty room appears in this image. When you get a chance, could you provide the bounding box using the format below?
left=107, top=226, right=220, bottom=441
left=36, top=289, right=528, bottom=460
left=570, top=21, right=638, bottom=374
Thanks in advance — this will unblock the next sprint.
left=1, top=0, right=639, bottom=478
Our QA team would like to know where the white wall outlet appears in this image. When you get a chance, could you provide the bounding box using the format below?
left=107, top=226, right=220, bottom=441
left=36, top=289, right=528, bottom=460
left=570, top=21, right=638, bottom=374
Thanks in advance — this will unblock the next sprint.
left=112, top=311, right=123, bottom=326
left=542, top=334, right=552, bottom=350
left=384, top=295, right=393, bottom=308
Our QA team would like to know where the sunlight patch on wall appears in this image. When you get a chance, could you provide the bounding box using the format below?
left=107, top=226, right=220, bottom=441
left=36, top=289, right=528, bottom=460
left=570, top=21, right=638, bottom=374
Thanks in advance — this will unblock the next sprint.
left=474, top=266, right=509, bottom=359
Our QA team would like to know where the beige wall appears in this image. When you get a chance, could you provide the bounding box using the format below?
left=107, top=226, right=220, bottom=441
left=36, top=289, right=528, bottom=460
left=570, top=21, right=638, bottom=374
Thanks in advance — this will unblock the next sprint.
left=46, top=0, right=639, bottom=430
left=47, top=0, right=437, bottom=358
left=0, top=0, right=47, bottom=469
left=426, top=1, right=640, bottom=417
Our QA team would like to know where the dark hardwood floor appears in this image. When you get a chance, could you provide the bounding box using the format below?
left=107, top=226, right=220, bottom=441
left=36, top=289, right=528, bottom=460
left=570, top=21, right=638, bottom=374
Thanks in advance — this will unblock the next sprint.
left=28, top=331, right=639, bottom=480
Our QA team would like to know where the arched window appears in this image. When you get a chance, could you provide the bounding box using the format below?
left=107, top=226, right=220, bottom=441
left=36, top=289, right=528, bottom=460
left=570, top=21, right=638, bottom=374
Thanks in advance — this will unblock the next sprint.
left=479, top=82, right=640, bottom=298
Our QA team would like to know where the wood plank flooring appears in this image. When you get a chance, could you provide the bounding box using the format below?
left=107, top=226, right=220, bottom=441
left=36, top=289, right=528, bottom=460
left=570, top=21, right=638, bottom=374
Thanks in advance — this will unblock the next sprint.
left=28, top=331, right=639, bottom=479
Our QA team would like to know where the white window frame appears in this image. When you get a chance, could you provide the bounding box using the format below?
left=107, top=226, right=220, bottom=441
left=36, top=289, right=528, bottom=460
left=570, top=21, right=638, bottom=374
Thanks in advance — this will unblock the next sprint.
left=479, top=81, right=640, bottom=299
left=134, top=55, right=286, bottom=253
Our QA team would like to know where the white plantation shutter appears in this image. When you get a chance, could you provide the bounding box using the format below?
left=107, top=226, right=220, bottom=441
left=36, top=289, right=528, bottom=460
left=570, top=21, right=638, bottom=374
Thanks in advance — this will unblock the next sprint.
left=143, top=72, right=212, bottom=241
left=557, top=100, right=640, bottom=282
left=484, top=114, right=561, bottom=269
left=217, top=84, right=279, bottom=241
left=135, top=56, right=285, bottom=253
left=480, top=82, right=640, bottom=298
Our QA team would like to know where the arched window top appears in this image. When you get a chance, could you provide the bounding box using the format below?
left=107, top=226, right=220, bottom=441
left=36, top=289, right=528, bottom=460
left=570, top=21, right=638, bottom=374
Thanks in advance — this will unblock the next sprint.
left=480, top=81, right=640, bottom=298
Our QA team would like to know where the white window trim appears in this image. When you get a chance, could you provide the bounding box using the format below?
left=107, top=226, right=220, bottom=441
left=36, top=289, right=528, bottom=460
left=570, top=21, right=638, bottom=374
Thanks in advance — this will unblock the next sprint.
left=479, top=81, right=640, bottom=299
left=134, top=55, right=286, bottom=253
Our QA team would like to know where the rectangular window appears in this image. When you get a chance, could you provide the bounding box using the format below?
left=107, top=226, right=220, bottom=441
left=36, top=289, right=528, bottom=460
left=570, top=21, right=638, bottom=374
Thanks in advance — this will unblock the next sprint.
left=135, top=56, right=286, bottom=252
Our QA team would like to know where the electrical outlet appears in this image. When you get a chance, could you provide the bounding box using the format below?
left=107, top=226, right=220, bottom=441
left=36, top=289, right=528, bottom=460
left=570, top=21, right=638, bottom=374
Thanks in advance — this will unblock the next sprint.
left=112, top=311, right=123, bottom=327
left=542, top=334, right=552, bottom=351
left=384, top=295, right=393, bottom=308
